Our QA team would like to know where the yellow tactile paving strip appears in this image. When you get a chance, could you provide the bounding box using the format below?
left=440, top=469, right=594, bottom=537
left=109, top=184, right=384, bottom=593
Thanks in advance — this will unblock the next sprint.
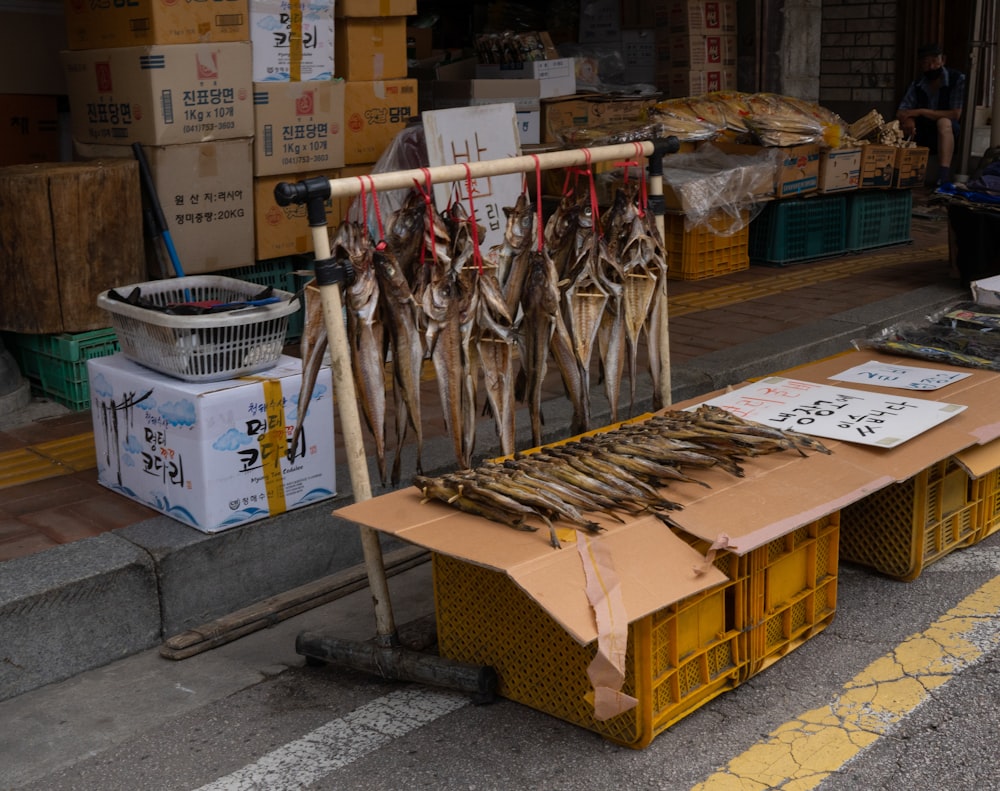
left=0, top=242, right=948, bottom=491
left=0, top=433, right=97, bottom=490
left=670, top=244, right=948, bottom=316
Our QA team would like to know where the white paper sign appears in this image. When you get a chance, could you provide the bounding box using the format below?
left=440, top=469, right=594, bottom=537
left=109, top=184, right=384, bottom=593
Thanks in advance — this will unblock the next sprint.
left=828, top=360, right=972, bottom=391
left=422, top=103, right=524, bottom=253
left=699, top=376, right=967, bottom=448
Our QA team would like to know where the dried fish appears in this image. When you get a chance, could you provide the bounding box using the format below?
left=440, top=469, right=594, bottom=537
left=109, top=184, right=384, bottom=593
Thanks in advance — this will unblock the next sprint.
left=373, top=245, right=425, bottom=485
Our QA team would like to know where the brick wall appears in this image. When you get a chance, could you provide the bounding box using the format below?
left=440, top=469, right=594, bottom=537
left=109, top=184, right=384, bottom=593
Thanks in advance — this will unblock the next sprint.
left=819, top=0, right=898, bottom=124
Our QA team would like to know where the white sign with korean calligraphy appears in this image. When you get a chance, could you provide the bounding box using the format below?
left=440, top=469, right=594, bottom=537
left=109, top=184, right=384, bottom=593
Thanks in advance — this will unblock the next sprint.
left=828, top=360, right=972, bottom=391
left=422, top=103, right=524, bottom=253
left=698, top=376, right=967, bottom=448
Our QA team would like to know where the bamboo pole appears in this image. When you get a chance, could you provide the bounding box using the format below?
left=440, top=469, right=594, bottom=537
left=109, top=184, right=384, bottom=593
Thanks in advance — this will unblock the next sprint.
left=309, top=222, right=398, bottom=645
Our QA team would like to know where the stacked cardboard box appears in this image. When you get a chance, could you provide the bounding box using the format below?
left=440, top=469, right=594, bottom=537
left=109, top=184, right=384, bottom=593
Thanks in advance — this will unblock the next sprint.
left=655, top=0, right=738, bottom=98
left=62, top=2, right=256, bottom=274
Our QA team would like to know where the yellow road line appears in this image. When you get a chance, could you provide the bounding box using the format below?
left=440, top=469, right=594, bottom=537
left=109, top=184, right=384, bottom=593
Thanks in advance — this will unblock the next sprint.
left=693, top=571, right=1000, bottom=790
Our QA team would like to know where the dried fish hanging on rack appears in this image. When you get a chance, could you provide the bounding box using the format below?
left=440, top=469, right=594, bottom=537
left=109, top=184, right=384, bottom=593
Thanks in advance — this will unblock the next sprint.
left=294, top=148, right=671, bottom=485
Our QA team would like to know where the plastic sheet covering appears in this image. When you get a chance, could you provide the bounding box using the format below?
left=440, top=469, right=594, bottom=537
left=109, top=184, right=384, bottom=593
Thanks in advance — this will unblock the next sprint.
left=657, top=143, right=777, bottom=233
left=853, top=301, right=1000, bottom=371
left=346, top=123, right=429, bottom=237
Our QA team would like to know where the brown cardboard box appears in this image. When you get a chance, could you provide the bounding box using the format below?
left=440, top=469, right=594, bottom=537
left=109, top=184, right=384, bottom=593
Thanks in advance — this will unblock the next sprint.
left=0, top=95, right=60, bottom=166
left=713, top=141, right=819, bottom=198
left=817, top=147, right=861, bottom=193
left=335, top=16, right=408, bottom=81
left=343, top=78, right=418, bottom=165
left=662, top=67, right=736, bottom=98
left=894, top=146, right=929, bottom=189
left=336, top=0, right=416, bottom=16
left=0, top=11, right=68, bottom=94
left=773, top=143, right=820, bottom=197
left=254, top=169, right=345, bottom=259
left=659, top=0, right=739, bottom=34
left=666, top=33, right=737, bottom=69
left=253, top=80, right=345, bottom=176
left=859, top=143, right=897, bottom=189
left=77, top=138, right=255, bottom=274
left=65, top=0, right=249, bottom=50
left=540, top=93, right=657, bottom=144
left=62, top=43, right=254, bottom=146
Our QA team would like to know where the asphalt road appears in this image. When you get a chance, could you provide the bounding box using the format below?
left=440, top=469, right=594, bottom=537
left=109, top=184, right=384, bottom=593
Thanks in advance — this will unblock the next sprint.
left=4, top=531, right=1000, bottom=791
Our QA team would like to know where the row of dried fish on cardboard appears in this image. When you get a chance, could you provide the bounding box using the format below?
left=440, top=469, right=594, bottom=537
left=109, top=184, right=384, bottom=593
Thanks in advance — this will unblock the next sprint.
left=292, top=181, right=669, bottom=486
left=415, top=405, right=832, bottom=548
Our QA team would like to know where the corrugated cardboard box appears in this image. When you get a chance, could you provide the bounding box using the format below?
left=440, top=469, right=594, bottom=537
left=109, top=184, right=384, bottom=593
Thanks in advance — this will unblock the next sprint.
left=0, top=94, right=60, bottom=166
left=663, top=67, right=737, bottom=98
left=334, top=16, right=408, bottom=81
left=775, top=143, right=820, bottom=197
left=433, top=80, right=541, bottom=146
left=894, top=146, right=929, bottom=189
left=475, top=58, right=576, bottom=99
left=254, top=169, right=346, bottom=259
left=336, top=0, right=416, bottom=16
left=89, top=353, right=336, bottom=534
left=859, top=143, right=897, bottom=189
left=343, top=78, right=418, bottom=165
left=77, top=137, right=255, bottom=274
left=540, top=93, right=656, bottom=144
left=817, top=147, right=861, bottom=193
left=660, top=0, right=739, bottom=34
left=65, top=0, right=249, bottom=50
left=667, top=33, right=738, bottom=68
left=253, top=80, right=345, bottom=175
left=250, top=0, right=335, bottom=82
left=62, top=43, right=254, bottom=146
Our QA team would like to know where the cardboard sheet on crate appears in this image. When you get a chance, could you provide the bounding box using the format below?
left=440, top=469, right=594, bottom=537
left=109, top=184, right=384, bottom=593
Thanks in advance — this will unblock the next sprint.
left=341, top=348, right=1000, bottom=646
left=338, top=489, right=729, bottom=646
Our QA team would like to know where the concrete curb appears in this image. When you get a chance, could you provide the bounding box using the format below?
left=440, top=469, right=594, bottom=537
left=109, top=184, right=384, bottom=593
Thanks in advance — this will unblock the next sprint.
left=0, top=282, right=967, bottom=702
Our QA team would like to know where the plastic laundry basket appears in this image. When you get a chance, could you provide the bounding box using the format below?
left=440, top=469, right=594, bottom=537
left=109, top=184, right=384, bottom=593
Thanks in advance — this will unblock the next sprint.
left=97, top=275, right=299, bottom=382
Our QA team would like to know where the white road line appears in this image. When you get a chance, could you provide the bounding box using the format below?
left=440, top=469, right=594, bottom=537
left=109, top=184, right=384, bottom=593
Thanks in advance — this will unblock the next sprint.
left=195, top=687, right=470, bottom=791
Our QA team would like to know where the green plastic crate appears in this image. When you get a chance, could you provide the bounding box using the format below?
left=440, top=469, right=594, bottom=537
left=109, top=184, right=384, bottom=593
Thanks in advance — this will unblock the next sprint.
left=6, top=328, right=120, bottom=411
left=845, top=189, right=913, bottom=252
left=749, top=194, right=847, bottom=266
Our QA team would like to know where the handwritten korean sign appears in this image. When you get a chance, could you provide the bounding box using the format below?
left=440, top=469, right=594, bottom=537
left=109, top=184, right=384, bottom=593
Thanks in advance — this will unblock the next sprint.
left=828, top=360, right=972, bottom=391
left=698, top=376, right=967, bottom=448
left=422, top=103, right=523, bottom=253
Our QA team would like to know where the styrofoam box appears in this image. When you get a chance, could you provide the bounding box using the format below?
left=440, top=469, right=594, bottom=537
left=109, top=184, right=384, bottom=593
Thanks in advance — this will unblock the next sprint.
left=88, top=353, right=336, bottom=533
left=972, top=274, right=1000, bottom=306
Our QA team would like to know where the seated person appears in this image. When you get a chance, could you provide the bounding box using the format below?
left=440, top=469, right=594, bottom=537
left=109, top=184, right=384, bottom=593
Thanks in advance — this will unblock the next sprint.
left=896, top=43, right=966, bottom=184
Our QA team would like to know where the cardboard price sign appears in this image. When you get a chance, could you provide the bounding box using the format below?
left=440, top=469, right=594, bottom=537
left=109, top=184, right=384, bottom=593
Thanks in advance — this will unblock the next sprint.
left=828, top=360, right=972, bottom=392
left=699, top=376, right=967, bottom=449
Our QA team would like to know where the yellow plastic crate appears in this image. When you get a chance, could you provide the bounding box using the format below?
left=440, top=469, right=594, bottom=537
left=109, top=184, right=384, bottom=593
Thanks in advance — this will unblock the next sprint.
left=840, top=459, right=980, bottom=581
left=664, top=209, right=750, bottom=281
left=432, top=552, right=745, bottom=749
left=972, top=466, right=1000, bottom=543
left=741, top=512, right=839, bottom=680
left=677, top=513, right=839, bottom=682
